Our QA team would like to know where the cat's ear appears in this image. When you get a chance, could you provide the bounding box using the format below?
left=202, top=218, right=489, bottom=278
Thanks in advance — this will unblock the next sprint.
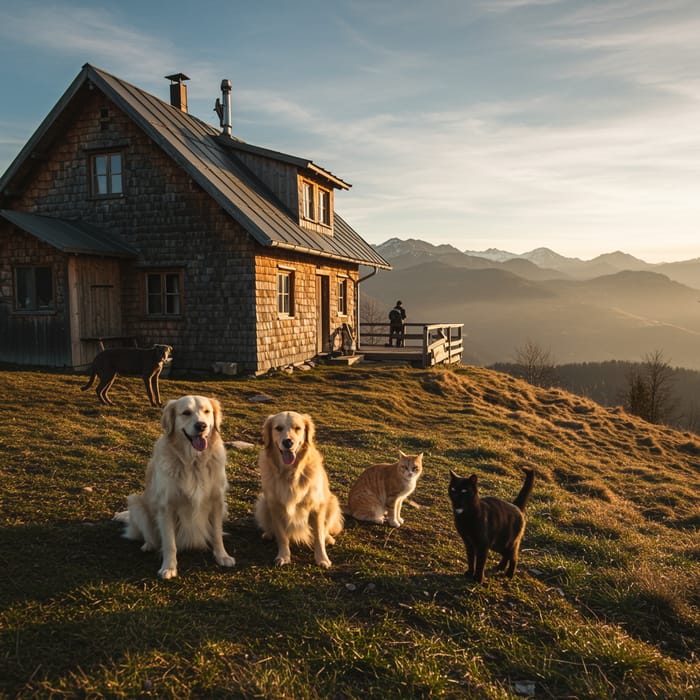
left=449, top=469, right=459, bottom=479
left=468, top=474, right=478, bottom=485
left=399, top=449, right=407, bottom=458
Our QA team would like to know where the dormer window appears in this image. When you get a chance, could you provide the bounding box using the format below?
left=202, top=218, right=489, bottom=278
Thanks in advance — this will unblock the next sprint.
left=300, top=178, right=332, bottom=229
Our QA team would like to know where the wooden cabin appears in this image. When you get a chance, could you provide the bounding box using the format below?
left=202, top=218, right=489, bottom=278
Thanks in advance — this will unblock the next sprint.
left=0, top=65, right=390, bottom=374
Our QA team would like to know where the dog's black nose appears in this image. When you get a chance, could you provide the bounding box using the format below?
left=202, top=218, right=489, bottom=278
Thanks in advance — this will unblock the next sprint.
left=194, top=421, right=207, bottom=433
left=282, top=438, right=294, bottom=449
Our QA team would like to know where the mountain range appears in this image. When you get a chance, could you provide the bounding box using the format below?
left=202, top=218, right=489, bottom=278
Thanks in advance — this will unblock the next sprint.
left=361, top=239, right=700, bottom=370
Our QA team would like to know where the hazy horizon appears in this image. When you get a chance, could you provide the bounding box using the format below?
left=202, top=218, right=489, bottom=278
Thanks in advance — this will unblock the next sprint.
left=374, top=236, right=699, bottom=265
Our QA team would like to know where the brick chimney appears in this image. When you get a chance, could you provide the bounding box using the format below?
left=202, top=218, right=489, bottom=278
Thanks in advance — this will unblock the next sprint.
left=165, top=73, right=190, bottom=113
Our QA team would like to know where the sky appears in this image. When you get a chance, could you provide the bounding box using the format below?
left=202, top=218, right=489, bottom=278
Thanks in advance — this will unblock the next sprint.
left=1, top=0, right=699, bottom=263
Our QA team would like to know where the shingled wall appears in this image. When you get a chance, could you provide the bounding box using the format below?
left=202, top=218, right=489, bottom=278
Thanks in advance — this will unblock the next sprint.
left=4, top=85, right=360, bottom=373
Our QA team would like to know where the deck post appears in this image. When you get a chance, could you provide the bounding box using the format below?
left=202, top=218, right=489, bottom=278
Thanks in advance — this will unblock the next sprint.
left=422, top=325, right=429, bottom=368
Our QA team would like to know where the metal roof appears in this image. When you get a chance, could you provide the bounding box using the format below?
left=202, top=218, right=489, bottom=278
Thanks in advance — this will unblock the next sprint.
left=1, top=64, right=389, bottom=270
left=0, top=209, right=138, bottom=257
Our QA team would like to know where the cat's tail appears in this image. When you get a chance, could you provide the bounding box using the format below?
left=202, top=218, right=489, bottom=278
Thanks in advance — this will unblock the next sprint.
left=513, top=468, right=535, bottom=512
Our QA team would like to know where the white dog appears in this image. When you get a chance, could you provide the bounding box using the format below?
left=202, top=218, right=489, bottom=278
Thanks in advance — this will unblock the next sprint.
left=254, top=411, right=343, bottom=568
left=114, top=395, right=236, bottom=579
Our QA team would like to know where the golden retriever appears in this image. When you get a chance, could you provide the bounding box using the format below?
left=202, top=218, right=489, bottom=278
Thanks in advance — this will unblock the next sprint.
left=114, top=395, right=236, bottom=579
left=254, top=411, right=343, bottom=568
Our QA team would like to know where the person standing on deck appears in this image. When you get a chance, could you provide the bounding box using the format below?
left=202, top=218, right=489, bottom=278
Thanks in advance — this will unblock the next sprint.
left=387, top=300, right=406, bottom=347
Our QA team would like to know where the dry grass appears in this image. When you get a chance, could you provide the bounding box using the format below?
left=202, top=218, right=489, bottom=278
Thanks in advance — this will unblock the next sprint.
left=0, top=363, right=698, bottom=698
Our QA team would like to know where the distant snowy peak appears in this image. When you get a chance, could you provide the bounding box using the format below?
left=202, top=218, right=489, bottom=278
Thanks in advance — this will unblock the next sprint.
left=522, top=247, right=582, bottom=267
left=375, top=237, right=464, bottom=258
left=464, top=246, right=579, bottom=266
left=463, top=247, right=518, bottom=262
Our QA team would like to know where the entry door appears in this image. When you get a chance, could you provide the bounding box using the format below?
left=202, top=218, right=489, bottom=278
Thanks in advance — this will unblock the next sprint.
left=316, top=275, right=330, bottom=353
left=68, top=257, right=123, bottom=367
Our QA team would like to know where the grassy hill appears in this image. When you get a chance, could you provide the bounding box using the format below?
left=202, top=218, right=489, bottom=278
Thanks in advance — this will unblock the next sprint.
left=0, top=365, right=698, bottom=698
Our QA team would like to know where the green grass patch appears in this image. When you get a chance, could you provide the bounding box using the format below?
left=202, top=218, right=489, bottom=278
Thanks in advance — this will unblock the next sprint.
left=0, top=365, right=698, bottom=698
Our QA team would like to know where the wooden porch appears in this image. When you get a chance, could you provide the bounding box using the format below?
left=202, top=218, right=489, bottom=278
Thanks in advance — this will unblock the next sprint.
left=356, top=322, right=464, bottom=367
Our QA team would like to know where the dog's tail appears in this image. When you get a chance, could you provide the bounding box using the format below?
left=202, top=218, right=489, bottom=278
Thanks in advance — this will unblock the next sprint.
left=513, top=468, right=535, bottom=512
left=80, top=365, right=96, bottom=392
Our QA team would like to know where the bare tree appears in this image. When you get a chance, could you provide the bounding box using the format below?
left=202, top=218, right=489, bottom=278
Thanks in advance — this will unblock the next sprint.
left=626, top=368, right=650, bottom=420
left=360, top=295, right=384, bottom=346
left=625, top=350, right=676, bottom=424
left=513, top=339, right=557, bottom=387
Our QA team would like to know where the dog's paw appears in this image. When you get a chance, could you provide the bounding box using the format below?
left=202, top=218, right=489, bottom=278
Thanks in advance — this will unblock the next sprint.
left=216, top=554, right=236, bottom=568
left=316, top=557, right=332, bottom=569
left=141, top=542, right=157, bottom=552
left=158, top=566, right=178, bottom=579
left=274, top=555, right=291, bottom=566
left=326, top=535, right=336, bottom=545
left=388, top=520, right=401, bottom=527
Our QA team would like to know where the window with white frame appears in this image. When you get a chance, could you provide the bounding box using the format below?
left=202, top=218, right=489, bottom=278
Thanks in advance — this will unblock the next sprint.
left=14, top=266, right=54, bottom=311
left=146, top=271, right=182, bottom=316
left=318, top=188, right=331, bottom=225
left=277, top=270, right=294, bottom=316
left=338, top=278, right=348, bottom=315
left=91, top=151, right=123, bottom=197
left=302, top=181, right=314, bottom=220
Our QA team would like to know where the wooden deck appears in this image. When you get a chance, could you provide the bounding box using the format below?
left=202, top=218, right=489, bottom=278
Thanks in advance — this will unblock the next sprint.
left=357, top=322, right=464, bottom=367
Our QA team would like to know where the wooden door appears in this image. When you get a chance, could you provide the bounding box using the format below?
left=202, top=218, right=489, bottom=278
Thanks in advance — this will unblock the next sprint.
left=69, top=257, right=123, bottom=366
left=316, top=275, right=330, bottom=353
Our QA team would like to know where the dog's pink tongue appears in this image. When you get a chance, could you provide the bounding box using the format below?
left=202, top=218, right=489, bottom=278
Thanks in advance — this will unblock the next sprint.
left=282, top=449, right=296, bottom=465
left=192, top=436, right=208, bottom=452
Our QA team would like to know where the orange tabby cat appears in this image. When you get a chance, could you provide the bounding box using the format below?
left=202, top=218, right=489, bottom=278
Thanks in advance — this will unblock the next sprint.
left=346, top=451, right=423, bottom=527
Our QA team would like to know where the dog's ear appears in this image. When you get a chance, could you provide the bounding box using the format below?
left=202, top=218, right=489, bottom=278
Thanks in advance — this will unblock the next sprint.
left=262, top=414, right=275, bottom=448
left=302, top=413, right=315, bottom=447
left=161, top=399, right=178, bottom=436
left=210, top=397, right=223, bottom=432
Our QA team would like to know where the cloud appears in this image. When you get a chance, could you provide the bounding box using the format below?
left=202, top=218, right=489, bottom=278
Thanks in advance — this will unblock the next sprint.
left=474, top=0, right=564, bottom=12
left=0, top=3, right=222, bottom=96
left=0, top=5, right=162, bottom=73
left=541, top=1, right=700, bottom=96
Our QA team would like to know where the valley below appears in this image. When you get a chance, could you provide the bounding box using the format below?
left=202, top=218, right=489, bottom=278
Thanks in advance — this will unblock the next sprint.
left=362, top=240, right=700, bottom=370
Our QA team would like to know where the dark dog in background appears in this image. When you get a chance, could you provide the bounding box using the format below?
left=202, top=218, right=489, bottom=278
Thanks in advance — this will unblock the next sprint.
left=81, top=344, right=172, bottom=406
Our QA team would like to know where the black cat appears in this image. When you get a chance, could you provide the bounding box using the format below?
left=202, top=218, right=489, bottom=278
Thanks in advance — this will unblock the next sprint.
left=448, top=468, right=535, bottom=583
